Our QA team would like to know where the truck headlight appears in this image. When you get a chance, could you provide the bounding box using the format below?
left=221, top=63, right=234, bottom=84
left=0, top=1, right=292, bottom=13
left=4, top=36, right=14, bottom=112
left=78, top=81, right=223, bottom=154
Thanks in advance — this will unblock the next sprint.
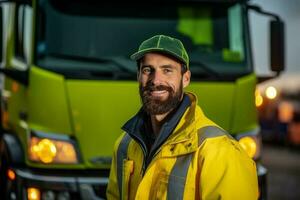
left=236, top=128, right=261, bottom=160
left=28, top=131, right=80, bottom=164
left=239, top=136, right=257, bottom=158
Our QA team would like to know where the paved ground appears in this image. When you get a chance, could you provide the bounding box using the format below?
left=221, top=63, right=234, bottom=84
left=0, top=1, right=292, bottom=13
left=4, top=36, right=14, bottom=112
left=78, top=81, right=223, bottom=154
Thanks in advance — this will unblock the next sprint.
left=262, top=144, right=300, bottom=200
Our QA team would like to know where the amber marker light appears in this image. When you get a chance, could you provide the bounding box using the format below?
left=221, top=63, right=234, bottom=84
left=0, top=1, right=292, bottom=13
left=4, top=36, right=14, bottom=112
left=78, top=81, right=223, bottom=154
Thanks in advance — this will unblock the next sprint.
left=7, top=169, right=16, bottom=181
left=12, top=81, right=19, bottom=93
left=27, top=187, right=41, bottom=200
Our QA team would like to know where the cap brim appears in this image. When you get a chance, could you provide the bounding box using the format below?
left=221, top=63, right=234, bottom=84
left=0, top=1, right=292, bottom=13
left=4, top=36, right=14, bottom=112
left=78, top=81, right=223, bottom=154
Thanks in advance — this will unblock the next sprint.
left=130, top=47, right=187, bottom=65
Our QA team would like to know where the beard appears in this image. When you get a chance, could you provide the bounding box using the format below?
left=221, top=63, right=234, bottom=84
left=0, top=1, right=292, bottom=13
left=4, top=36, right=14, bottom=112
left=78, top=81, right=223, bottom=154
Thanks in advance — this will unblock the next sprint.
left=139, top=81, right=183, bottom=115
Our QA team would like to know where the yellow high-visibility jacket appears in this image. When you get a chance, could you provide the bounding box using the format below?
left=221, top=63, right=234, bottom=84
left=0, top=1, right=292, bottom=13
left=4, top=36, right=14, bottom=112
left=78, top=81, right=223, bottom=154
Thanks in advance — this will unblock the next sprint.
left=107, top=93, right=258, bottom=200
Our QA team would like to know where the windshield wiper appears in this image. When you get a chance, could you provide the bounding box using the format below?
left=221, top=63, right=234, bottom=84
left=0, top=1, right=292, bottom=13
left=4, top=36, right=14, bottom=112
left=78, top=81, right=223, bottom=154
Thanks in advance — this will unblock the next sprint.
left=189, top=60, right=221, bottom=79
left=95, top=56, right=136, bottom=73
left=88, top=56, right=137, bottom=79
left=42, top=54, right=137, bottom=79
left=50, top=54, right=135, bottom=72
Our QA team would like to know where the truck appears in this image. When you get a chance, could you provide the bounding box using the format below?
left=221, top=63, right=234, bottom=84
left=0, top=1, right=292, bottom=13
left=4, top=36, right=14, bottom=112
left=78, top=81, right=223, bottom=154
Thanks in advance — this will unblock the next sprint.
left=0, top=0, right=284, bottom=199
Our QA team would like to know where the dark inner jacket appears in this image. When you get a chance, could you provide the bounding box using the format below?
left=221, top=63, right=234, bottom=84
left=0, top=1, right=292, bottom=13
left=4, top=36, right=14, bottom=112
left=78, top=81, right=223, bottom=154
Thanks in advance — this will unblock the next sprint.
left=122, top=93, right=191, bottom=169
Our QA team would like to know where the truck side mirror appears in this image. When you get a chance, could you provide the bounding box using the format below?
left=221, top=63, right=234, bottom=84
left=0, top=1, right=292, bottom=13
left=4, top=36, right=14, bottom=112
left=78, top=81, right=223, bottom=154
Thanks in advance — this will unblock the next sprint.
left=270, top=20, right=285, bottom=74
left=248, top=4, right=285, bottom=80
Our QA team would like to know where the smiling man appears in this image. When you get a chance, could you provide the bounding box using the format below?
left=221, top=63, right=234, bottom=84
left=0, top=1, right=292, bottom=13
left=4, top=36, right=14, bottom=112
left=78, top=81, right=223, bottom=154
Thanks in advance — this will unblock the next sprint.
left=107, top=35, right=258, bottom=200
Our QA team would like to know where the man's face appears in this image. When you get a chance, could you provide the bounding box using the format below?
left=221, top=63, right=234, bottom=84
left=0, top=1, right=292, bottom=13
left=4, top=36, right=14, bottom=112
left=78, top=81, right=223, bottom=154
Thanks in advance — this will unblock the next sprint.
left=138, top=53, right=190, bottom=115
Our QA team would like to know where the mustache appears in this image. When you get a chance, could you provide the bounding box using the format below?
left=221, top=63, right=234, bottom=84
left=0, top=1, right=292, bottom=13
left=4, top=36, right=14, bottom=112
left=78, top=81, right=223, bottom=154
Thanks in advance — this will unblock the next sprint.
left=141, top=84, right=173, bottom=93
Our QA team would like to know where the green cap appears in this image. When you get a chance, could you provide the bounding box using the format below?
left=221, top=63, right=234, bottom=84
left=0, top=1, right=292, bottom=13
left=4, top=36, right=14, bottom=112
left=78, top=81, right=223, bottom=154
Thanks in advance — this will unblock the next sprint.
left=130, top=35, right=189, bottom=69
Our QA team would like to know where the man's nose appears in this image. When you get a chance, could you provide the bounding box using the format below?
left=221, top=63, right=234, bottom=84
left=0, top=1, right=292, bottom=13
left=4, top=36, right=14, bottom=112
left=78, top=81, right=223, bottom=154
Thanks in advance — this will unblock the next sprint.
left=150, top=71, right=164, bottom=85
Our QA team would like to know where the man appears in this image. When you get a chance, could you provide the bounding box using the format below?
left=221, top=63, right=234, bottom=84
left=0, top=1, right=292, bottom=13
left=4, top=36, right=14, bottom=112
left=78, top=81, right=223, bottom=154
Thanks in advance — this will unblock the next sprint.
left=107, top=35, right=258, bottom=200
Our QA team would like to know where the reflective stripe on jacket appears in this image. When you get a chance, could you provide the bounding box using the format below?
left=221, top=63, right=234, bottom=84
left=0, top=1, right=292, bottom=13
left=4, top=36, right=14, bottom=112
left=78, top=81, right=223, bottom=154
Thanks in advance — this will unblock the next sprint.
left=107, top=93, right=259, bottom=200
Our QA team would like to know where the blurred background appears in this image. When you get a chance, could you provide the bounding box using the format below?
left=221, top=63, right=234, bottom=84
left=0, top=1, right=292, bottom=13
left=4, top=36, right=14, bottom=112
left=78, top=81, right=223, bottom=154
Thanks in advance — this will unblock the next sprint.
left=251, top=0, right=300, bottom=199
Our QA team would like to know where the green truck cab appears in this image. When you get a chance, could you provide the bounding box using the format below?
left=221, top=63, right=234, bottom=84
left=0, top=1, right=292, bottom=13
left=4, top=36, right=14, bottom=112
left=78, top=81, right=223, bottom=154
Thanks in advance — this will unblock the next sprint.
left=0, top=0, right=284, bottom=199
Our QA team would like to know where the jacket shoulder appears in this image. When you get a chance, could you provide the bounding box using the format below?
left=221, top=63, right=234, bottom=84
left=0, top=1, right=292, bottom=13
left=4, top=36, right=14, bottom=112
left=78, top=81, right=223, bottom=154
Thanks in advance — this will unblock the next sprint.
left=197, top=126, right=249, bottom=159
left=197, top=126, right=233, bottom=145
left=197, top=127, right=259, bottom=199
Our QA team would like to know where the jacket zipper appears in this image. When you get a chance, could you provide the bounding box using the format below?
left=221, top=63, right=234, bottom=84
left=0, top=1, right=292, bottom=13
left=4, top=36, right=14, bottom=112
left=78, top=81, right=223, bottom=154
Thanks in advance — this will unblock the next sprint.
left=128, top=134, right=148, bottom=175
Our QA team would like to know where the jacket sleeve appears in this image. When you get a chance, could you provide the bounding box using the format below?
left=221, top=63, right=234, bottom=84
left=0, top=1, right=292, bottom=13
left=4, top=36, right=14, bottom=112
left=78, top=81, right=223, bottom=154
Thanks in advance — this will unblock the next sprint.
left=199, top=136, right=259, bottom=200
left=106, top=134, right=125, bottom=200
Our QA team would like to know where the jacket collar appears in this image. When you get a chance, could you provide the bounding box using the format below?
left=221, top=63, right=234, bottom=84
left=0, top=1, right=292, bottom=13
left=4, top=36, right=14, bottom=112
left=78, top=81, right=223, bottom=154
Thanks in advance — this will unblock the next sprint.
left=121, top=93, right=191, bottom=156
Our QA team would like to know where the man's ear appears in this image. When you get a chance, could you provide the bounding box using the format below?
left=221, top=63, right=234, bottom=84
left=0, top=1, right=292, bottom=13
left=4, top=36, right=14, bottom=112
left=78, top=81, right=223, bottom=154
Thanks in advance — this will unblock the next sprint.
left=182, top=70, right=191, bottom=88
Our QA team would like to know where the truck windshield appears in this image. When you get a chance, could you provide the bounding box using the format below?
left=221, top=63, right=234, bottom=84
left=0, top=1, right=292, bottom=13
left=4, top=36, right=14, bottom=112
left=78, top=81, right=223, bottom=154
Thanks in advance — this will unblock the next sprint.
left=35, top=0, right=250, bottom=80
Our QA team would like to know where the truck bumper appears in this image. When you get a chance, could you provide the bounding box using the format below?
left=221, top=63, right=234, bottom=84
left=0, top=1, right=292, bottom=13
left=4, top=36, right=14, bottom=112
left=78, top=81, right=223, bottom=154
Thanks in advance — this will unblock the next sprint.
left=9, top=164, right=267, bottom=200
left=257, top=163, right=268, bottom=200
left=11, top=167, right=108, bottom=200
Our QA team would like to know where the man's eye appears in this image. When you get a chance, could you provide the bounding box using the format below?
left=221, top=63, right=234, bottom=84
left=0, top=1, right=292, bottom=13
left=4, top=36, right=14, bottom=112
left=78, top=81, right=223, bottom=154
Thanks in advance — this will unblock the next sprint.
left=142, top=68, right=151, bottom=74
left=163, top=68, right=172, bottom=73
